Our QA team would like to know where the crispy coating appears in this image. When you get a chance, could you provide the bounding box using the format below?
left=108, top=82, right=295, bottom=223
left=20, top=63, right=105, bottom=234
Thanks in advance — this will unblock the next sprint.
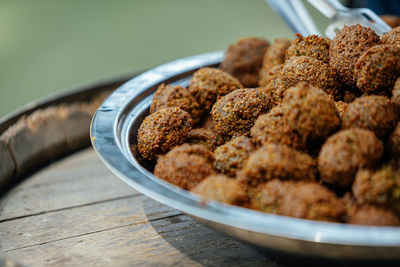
left=380, top=15, right=400, bottom=28
left=213, top=136, right=256, bottom=177
left=259, top=38, right=291, bottom=86
left=186, top=128, right=224, bottom=151
left=188, top=67, right=243, bottom=111
left=281, top=182, right=344, bottom=222
left=392, top=77, right=400, bottom=107
left=354, top=45, right=400, bottom=92
left=282, top=83, right=340, bottom=140
left=389, top=122, right=400, bottom=158
left=154, top=144, right=215, bottom=190
left=259, top=65, right=286, bottom=106
left=318, top=128, right=384, bottom=187
left=353, top=165, right=400, bottom=207
left=191, top=174, right=247, bottom=205
left=381, top=26, right=400, bottom=45
left=280, top=56, right=339, bottom=98
left=250, top=179, right=295, bottom=214
left=335, top=101, right=348, bottom=118
left=342, top=95, right=399, bottom=138
left=285, top=33, right=331, bottom=63
left=348, top=204, right=400, bottom=226
left=330, top=24, right=380, bottom=87
left=137, top=107, right=192, bottom=160
left=250, top=105, right=306, bottom=150
left=150, top=84, right=203, bottom=124
left=220, top=37, right=270, bottom=87
left=211, top=88, right=272, bottom=138
left=241, top=143, right=317, bottom=187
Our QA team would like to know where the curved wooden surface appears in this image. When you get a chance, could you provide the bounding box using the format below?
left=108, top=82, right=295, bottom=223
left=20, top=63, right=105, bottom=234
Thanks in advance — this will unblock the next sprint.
left=0, top=148, right=282, bottom=266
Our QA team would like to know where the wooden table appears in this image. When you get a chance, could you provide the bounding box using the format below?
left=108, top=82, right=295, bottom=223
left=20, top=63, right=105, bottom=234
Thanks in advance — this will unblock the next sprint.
left=0, top=148, right=286, bottom=266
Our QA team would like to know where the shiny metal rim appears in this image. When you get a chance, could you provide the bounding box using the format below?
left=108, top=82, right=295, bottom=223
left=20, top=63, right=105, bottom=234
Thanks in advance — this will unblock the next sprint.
left=90, top=51, right=400, bottom=257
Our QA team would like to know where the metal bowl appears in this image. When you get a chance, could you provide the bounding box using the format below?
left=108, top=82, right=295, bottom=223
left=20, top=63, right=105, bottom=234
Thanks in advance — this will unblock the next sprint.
left=90, top=51, right=400, bottom=260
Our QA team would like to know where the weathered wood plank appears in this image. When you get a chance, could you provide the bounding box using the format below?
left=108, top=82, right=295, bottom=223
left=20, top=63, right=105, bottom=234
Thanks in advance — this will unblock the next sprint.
left=0, top=148, right=137, bottom=221
left=4, top=214, right=280, bottom=267
left=0, top=195, right=180, bottom=252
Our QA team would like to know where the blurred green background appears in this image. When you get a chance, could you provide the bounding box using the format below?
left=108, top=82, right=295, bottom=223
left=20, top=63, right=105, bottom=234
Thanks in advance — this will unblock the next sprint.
left=0, top=0, right=326, bottom=117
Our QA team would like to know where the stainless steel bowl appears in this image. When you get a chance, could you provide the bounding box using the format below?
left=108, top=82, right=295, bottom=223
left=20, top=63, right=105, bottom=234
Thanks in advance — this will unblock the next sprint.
left=90, top=51, right=400, bottom=260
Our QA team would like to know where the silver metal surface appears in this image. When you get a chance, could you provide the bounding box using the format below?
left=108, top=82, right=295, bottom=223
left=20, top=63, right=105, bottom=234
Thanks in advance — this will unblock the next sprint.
left=91, top=51, right=400, bottom=260
left=307, top=0, right=391, bottom=38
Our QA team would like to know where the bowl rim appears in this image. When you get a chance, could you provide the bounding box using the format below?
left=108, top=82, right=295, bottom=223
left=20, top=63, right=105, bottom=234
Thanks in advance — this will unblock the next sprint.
left=90, top=50, right=400, bottom=248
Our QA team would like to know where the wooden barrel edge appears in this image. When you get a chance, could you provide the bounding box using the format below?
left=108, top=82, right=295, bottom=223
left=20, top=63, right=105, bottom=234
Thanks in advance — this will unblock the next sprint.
left=0, top=72, right=140, bottom=193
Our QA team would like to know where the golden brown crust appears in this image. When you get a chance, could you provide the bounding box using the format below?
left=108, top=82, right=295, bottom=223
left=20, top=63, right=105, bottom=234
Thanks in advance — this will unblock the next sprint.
left=150, top=84, right=203, bottom=125
left=220, top=37, right=270, bottom=87
left=213, top=136, right=256, bottom=177
left=250, top=105, right=306, bottom=150
left=211, top=88, right=272, bottom=138
left=259, top=65, right=287, bottom=106
left=381, top=26, right=400, bottom=45
left=318, top=128, right=384, bottom=187
left=137, top=107, right=192, bottom=160
left=186, top=128, right=224, bottom=151
left=280, top=182, right=344, bottom=222
left=334, top=101, right=348, bottom=118
left=285, top=33, right=331, bottom=63
left=342, top=95, right=399, bottom=138
left=354, top=45, right=400, bottom=92
left=190, top=174, right=247, bottom=205
left=280, top=56, right=339, bottom=99
left=348, top=204, right=400, bottom=226
left=282, top=83, right=340, bottom=140
left=330, top=24, right=380, bottom=87
left=241, top=143, right=317, bottom=187
left=154, top=144, right=215, bottom=190
left=188, top=67, right=243, bottom=111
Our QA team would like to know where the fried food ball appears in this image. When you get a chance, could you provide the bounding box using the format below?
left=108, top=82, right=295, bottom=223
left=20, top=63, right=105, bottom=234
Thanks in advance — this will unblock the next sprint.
left=353, top=166, right=400, bottom=207
left=220, top=37, right=270, bottom=87
left=348, top=204, right=400, bottom=226
left=259, top=65, right=286, bottom=105
left=211, top=88, right=272, bottom=138
left=392, top=77, right=400, bottom=107
left=190, top=174, right=247, bottom=205
left=250, top=105, right=306, bottom=150
left=154, top=144, right=215, bottom=190
left=186, top=128, right=224, bottom=151
left=188, top=67, right=243, bottom=111
left=137, top=107, right=192, bottom=160
left=335, top=101, right=348, bottom=118
left=342, top=95, right=399, bottom=138
left=389, top=122, right=400, bottom=158
left=241, top=143, right=317, bottom=187
left=280, top=182, right=344, bottom=222
left=259, top=38, right=291, bottom=85
left=354, top=45, right=400, bottom=92
left=280, top=56, right=339, bottom=98
left=318, top=128, right=384, bottom=187
left=282, top=83, right=340, bottom=140
left=330, top=24, right=380, bottom=87
left=381, top=26, right=400, bottom=45
left=213, top=136, right=256, bottom=177
left=150, top=84, right=203, bottom=124
left=285, top=33, right=331, bottom=63
left=380, top=15, right=400, bottom=28
left=250, top=179, right=296, bottom=214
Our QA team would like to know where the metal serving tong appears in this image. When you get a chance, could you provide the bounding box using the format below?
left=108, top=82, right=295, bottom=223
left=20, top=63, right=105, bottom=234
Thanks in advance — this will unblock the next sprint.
left=266, top=0, right=392, bottom=38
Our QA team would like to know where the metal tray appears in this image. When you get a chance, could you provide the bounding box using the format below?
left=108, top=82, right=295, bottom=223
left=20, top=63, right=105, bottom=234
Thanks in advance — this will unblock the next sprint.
left=90, top=51, right=400, bottom=261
